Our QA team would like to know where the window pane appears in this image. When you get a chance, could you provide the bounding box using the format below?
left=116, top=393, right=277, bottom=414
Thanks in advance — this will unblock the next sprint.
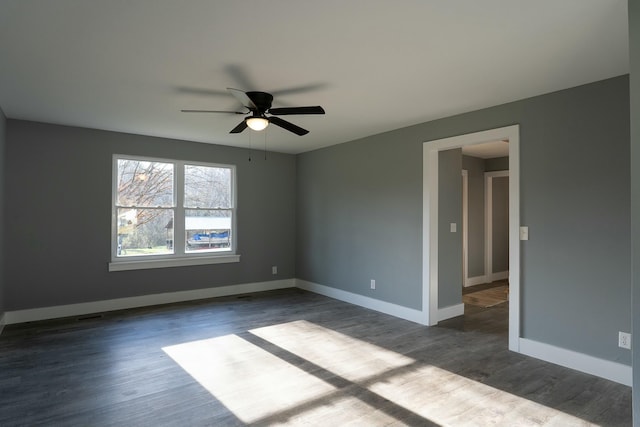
left=185, top=209, right=232, bottom=253
left=117, top=159, right=174, bottom=207
left=117, top=208, right=174, bottom=257
left=184, top=165, right=232, bottom=208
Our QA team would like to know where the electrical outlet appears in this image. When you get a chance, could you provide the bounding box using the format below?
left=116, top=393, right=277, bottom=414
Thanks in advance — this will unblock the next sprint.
left=272, top=266, right=278, bottom=275
left=619, top=331, right=632, bottom=349
left=370, top=279, right=376, bottom=290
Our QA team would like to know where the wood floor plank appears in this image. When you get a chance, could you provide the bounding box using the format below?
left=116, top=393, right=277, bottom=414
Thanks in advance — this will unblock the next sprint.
left=0, top=288, right=631, bottom=426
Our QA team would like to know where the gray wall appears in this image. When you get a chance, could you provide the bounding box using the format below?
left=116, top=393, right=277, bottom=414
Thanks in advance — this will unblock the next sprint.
left=629, top=0, right=640, bottom=423
left=462, top=155, right=485, bottom=278
left=4, top=120, right=296, bottom=310
left=438, top=149, right=462, bottom=308
left=485, top=156, right=509, bottom=172
left=297, top=75, right=630, bottom=364
left=0, top=107, right=5, bottom=320
left=519, top=77, right=630, bottom=364
left=491, top=176, right=509, bottom=273
left=296, top=130, right=423, bottom=309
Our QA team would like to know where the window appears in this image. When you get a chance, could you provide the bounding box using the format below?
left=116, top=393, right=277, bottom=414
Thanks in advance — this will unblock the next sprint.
left=110, top=156, right=239, bottom=271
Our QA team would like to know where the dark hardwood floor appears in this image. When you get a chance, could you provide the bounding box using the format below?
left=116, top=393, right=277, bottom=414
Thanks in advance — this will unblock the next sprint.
left=462, top=279, right=509, bottom=295
left=0, top=288, right=631, bottom=426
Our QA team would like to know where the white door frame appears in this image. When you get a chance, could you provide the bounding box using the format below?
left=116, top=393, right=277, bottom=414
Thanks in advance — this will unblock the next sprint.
left=462, top=169, right=469, bottom=286
left=422, top=125, right=520, bottom=352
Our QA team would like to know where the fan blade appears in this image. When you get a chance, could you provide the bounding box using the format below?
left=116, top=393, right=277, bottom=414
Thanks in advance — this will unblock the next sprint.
left=181, top=109, right=245, bottom=114
left=225, top=65, right=256, bottom=92
left=268, top=116, right=309, bottom=136
left=270, top=83, right=327, bottom=97
left=227, top=88, right=257, bottom=110
left=269, top=106, right=325, bottom=115
left=176, top=86, right=230, bottom=97
left=230, top=120, right=248, bottom=134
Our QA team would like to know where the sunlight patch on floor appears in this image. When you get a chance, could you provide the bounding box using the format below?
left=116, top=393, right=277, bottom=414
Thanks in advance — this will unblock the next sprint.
left=367, top=364, right=596, bottom=426
left=162, top=334, right=398, bottom=425
left=250, top=320, right=597, bottom=427
left=250, top=319, right=414, bottom=382
left=164, top=321, right=598, bottom=426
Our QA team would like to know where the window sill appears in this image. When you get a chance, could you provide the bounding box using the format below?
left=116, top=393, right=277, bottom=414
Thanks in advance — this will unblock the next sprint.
left=109, top=254, right=240, bottom=272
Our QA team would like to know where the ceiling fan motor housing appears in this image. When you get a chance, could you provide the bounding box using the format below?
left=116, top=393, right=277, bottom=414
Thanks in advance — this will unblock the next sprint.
left=246, top=91, right=273, bottom=112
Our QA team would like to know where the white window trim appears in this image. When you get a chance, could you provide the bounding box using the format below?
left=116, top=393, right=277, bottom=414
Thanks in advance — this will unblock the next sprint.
left=109, top=155, right=239, bottom=271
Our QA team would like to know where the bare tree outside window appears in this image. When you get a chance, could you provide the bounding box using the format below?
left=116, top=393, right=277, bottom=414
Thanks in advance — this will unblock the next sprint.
left=184, top=165, right=231, bottom=212
left=116, top=159, right=174, bottom=256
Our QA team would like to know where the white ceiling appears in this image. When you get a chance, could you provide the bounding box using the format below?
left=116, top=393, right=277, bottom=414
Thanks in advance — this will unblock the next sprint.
left=462, top=140, right=509, bottom=159
left=0, top=1, right=629, bottom=154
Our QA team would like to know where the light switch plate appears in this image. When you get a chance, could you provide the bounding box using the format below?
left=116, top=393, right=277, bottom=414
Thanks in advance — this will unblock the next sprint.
left=520, top=226, right=529, bottom=241
left=450, top=223, right=457, bottom=233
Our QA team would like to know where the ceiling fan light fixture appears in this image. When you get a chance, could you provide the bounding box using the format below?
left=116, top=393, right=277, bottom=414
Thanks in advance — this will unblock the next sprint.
left=246, top=117, right=269, bottom=131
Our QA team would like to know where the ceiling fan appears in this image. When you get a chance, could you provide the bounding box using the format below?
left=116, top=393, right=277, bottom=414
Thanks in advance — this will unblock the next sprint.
left=181, top=88, right=325, bottom=136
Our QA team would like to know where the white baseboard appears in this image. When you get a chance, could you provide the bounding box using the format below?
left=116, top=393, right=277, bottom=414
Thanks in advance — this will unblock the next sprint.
left=490, top=270, right=509, bottom=282
left=464, top=275, right=487, bottom=287
left=0, top=313, right=5, bottom=335
left=438, top=303, right=465, bottom=321
left=295, top=279, right=426, bottom=325
left=4, top=279, right=295, bottom=325
left=464, top=272, right=508, bottom=287
left=519, top=338, right=631, bottom=386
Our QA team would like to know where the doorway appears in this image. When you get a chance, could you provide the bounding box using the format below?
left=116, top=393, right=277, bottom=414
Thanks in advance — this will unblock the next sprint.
left=484, top=170, right=510, bottom=282
left=462, top=156, right=510, bottom=287
left=422, top=125, right=520, bottom=352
